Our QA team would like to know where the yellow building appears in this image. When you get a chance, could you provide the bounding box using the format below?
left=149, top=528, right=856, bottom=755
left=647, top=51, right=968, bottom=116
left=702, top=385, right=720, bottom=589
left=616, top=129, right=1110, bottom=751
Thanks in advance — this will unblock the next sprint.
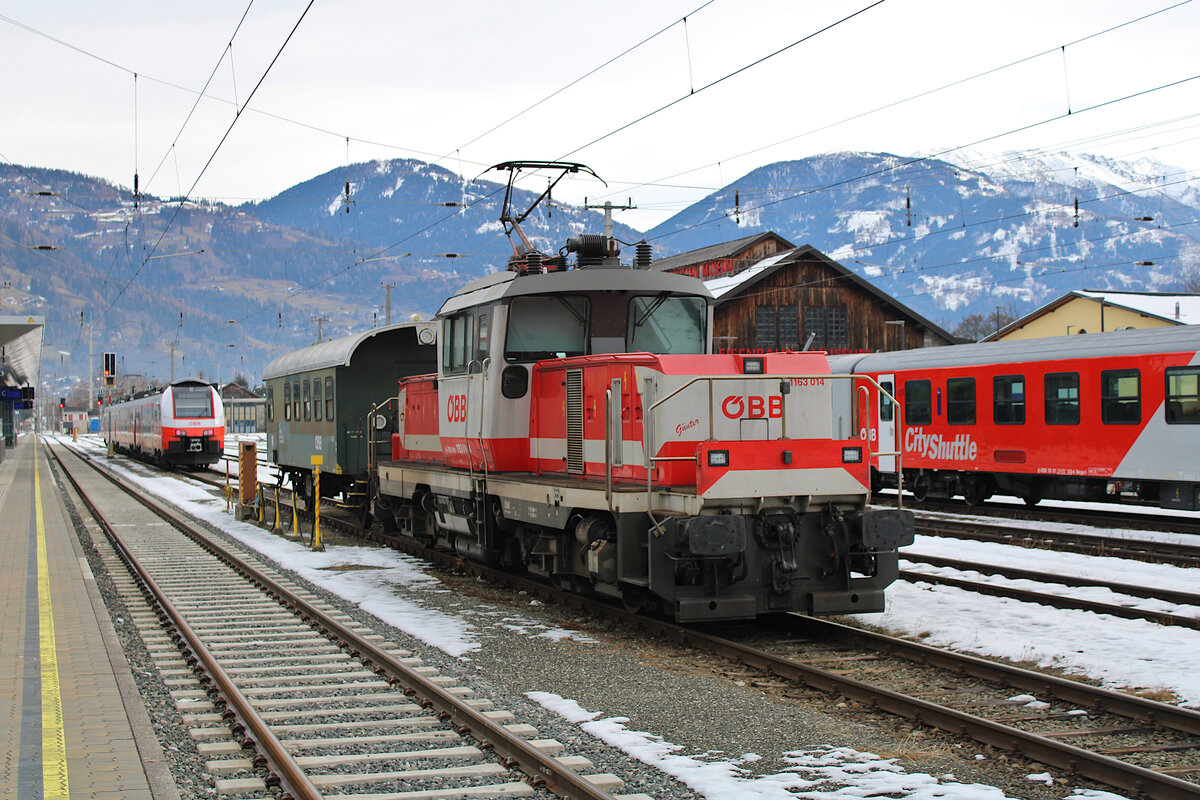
left=984, top=290, right=1200, bottom=341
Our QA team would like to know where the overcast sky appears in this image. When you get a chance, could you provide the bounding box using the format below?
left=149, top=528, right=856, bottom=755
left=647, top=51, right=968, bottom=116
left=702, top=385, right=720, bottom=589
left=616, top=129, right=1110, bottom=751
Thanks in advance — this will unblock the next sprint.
left=2, top=0, right=1198, bottom=229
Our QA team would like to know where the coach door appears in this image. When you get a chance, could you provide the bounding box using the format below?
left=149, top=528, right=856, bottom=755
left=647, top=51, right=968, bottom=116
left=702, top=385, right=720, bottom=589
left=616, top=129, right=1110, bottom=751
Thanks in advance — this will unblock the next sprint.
left=877, top=375, right=897, bottom=473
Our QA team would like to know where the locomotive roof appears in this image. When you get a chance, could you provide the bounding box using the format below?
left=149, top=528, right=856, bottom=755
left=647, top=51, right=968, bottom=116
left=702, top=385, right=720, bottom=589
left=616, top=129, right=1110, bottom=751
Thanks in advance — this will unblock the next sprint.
left=263, top=320, right=436, bottom=380
left=438, top=267, right=713, bottom=316
left=830, top=325, right=1200, bottom=373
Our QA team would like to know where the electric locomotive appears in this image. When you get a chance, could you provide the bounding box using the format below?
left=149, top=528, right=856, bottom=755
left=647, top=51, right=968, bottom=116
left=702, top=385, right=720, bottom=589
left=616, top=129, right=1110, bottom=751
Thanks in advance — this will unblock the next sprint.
left=368, top=162, right=913, bottom=622
left=831, top=325, right=1200, bottom=510
left=103, top=378, right=225, bottom=467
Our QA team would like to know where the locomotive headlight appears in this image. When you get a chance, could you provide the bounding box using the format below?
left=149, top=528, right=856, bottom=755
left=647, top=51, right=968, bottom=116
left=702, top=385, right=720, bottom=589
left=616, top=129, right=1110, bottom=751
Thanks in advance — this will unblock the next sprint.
left=176, top=429, right=187, bottom=437
left=203, top=429, right=214, bottom=436
left=742, top=357, right=764, bottom=374
left=707, top=449, right=730, bottom=467
left=842, top=447, right=863, bottom=463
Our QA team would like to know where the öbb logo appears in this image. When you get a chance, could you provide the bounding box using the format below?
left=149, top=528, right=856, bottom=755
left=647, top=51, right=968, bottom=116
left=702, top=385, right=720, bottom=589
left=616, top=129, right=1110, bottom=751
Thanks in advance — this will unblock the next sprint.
left=446, top=394, right=468, bottom=423
left=721, top=395, right=783, bottom=419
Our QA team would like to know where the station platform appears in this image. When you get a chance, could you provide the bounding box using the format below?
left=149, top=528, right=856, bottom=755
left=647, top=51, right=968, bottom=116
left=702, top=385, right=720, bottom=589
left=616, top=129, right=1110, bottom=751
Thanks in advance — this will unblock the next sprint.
left=0, top=436, right=174, bottom=800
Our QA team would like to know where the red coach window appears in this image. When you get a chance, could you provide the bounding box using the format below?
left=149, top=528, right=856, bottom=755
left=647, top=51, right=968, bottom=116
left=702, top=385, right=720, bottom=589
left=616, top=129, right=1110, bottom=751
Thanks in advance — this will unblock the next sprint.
left=904, top=380, right=932, bottom=425
left=946, top=377, right=976, bottom=425
left=993, top=375, right=1025, bottom=425
left=1044, top=372, right=1080, bottom=425
left=1166, top=367, right=1200, bottom=424
left=1101, top=369, right=1140, bottom=425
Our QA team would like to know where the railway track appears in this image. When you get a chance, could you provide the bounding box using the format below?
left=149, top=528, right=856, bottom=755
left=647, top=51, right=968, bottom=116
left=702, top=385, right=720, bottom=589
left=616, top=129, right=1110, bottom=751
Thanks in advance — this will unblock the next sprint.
left=46, top=440, right=638, bottom=800
left=89, top=443, right=1200, bottom=797
left=899, top=553, right=1200, bottom=630
left=907, top=495, right=1200, bottom=537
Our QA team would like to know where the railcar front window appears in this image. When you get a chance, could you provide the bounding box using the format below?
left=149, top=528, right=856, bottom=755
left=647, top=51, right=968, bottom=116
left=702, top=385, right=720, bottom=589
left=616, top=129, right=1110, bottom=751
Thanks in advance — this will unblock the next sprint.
left=1166, top=367, right=1200, bottom=424
left=905, top=380, right=932, bottom=425
left=993, top=375, right=1025, bottom=425
left=1102, top=369, right=1140, bottom=424
left=173, top=385, right=213, bottom=419
left=627, top=295, right=706, bottom=354
left=1045, top=372, right=1080, bottom=425
left=505, top=296, right=589, bottom=361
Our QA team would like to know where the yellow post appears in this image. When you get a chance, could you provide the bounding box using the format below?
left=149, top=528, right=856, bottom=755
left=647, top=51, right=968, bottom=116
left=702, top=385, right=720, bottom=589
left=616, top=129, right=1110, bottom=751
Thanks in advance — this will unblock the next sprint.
left=271, top=485, right=282, bottom=533
left=291, top=484, right=299, bottom=538
left=311, top=455, right=324, bottom=552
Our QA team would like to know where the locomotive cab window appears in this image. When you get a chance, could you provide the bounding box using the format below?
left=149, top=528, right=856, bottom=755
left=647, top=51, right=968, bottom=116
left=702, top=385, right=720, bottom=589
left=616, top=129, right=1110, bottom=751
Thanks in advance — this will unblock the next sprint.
left=993, top=375, right=1025, bottom=425
left=1166, top=367, right=1200, bottom=423
left=442, top=312, right=475, bottom=374
left=505, top=295, right=588, bottom=361
left=904, top=380, right=932, bottom=425
left=1101, top=369, right=1140, bottom=424
left=628, top=295, right=706, bottom=355
left=946, top=377, right=976, bottom=424
left=173, top=384, right=214, bottom=418
left=1045, top=372, right=1080, bottom=425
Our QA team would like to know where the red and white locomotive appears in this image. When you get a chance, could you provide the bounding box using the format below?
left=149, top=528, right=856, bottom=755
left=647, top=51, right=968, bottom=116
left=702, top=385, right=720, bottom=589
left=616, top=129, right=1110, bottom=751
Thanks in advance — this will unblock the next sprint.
left=831, top=326, right=1200, bottom=510
left=103, top=379, right=225, bottom=467
left=368, top=163, right=912, bottom=622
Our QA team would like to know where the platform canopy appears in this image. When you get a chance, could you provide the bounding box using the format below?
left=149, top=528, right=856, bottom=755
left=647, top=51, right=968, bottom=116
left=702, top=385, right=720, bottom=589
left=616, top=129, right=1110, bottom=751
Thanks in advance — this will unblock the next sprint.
left=0, top=315, right=45, bottom=387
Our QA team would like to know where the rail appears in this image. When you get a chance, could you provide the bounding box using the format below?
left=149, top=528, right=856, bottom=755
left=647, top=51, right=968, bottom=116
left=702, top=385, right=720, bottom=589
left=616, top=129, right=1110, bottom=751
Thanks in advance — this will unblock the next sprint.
left=639, top=373, right=904, bottom=532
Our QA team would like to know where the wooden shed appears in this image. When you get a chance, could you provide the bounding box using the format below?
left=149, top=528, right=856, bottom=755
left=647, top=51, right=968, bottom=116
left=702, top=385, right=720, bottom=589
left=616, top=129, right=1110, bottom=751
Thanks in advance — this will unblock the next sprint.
left=657, top=237, right=954, bottom=353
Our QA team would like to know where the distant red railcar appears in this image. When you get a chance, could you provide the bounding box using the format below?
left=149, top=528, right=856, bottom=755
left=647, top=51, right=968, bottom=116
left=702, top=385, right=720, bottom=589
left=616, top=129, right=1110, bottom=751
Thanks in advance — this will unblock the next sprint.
left=103, top=379, right=225, bottom=467
left=830, top=326, right=1200, bottom=510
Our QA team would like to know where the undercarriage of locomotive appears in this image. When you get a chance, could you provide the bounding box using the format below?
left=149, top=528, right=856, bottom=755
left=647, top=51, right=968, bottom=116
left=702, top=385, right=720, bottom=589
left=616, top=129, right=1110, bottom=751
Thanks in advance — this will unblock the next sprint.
left=375, top=480, right=912, bottom=622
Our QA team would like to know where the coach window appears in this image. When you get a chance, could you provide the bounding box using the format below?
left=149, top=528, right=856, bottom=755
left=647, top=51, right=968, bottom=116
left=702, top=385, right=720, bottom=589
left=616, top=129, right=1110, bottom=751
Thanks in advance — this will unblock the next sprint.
left=947, top=377, right=976, bottom=424
left=993, top=375, right=1025, bottom=424
left=1044, top=372, right=1080, bottom=425
left=879, top=380, right=894, bottom=423
left=904, top=380, right=932, bottom=425
left=325, top=377, right=334, bottom=419
left=266, top=385, right=274, bottom=423
left=1166, top=367, right=1200, bottom=423
left=1101, top=369, right=1140, bottom=424
left=506, top=296, right=589, bottom=361
left=283, top=383, right=291, bottom=421
left=292, top=381, right=301, bottom=421
left=314, top=378, right=323, bottom=421
left=302, top=379, right=311, bottom=421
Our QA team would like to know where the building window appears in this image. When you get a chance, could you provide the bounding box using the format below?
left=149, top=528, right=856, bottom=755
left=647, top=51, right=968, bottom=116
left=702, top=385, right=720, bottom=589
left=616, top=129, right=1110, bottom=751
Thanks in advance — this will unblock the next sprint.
left=1044, top=372, right=1080, bottom=425
left=1101, top=369, right=1140, bottom=424
left=1166, top=367, right=1200, bottom=424
left=947, top=377, right=976, bottom=424
left=993, top=375, right=1025, bottom=425
left=804, top=306, right=848, bottom=350
left=755, top=305, right=799, bottom=350
left=905, top=379, right=932, bottom=425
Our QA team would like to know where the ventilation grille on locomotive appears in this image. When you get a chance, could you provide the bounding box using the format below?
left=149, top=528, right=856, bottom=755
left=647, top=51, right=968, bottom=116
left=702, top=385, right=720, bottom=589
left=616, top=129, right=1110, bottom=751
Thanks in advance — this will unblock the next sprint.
left=567, top=369, right=584, bottom=474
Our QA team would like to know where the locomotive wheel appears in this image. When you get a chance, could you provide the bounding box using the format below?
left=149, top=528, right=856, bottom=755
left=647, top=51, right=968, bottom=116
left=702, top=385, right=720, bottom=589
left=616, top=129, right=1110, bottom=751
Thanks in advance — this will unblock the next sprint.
left=620, top=586, right=651, bottom=615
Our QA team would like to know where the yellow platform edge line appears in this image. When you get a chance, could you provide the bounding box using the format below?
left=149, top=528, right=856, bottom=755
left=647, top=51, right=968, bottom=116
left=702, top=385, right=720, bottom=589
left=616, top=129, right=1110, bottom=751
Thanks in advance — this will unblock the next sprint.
left=35, top=438, right=70, bottom=799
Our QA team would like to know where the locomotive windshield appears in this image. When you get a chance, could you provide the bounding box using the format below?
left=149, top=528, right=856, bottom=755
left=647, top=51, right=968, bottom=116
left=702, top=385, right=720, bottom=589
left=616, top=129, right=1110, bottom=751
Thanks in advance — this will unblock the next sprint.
left=628, top=295, right=706, bottom=354
left=505, top=296, right=589, bottom=361
left=173, top=385, right=214, bottom=418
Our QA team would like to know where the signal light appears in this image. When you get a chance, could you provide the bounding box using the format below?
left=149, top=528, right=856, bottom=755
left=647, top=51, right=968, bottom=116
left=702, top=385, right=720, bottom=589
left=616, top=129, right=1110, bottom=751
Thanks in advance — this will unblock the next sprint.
left=59, top=397, right=65, bottom=409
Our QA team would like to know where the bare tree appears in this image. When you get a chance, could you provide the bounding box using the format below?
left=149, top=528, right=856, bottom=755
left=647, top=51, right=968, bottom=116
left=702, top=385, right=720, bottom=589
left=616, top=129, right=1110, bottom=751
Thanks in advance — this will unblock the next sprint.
left=953, top=310, right=1017, bottom=341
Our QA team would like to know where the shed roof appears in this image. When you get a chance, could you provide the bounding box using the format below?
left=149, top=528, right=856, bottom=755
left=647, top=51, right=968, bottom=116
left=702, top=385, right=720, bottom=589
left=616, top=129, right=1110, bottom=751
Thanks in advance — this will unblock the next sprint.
left=651, top=232, right=794, bottom=274
left=985, top=289, right=1200, bottom=340
left=263, top=320, right=435, bottom=380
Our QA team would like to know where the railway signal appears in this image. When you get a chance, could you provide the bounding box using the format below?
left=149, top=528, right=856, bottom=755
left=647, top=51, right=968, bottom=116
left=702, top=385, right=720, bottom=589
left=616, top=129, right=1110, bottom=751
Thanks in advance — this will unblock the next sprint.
left=103, top=351, right=116, bottom=387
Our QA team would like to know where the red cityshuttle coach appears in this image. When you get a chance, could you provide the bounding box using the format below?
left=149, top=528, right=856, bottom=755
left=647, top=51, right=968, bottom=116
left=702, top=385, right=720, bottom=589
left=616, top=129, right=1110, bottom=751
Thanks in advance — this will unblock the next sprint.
left=831, top=326, right=1200, bottom=510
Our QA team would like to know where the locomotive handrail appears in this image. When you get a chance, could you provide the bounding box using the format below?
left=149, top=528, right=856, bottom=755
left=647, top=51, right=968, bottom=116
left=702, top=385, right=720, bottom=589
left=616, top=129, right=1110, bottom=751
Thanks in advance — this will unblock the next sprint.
left=857, top=380, right=904, bottom=509
left=366, top=395, right=400, bottom=472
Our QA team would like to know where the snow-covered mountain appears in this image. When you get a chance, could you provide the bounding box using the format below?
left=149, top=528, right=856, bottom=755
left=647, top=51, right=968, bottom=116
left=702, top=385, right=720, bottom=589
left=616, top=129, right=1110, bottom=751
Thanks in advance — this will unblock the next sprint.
left=646, top=150, right=1200, bottom=326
